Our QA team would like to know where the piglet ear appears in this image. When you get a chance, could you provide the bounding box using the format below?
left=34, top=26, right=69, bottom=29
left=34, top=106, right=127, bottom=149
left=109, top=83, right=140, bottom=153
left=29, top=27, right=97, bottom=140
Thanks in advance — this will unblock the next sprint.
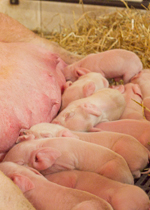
left=132, top=84, right=142, bottom=98
left=80, top=103, right=102, bottom=117
left=63, top=81, right=73, bottom=90
left=33, top=147, right=62, bottom=171
left=40, top=133, right=53, bottom=138
left=111, top=85, right=125, bottom=94
left=74, top=67, right=90, bottom=79
left=83, top=82, right=96, bottom=97
left=16, top=134, right=35, bottom=143
left=130, top=71, right=142, bottom=81
left=10, top=173, right=35, bottom=193
left=58, top=129, right=79, bottom=139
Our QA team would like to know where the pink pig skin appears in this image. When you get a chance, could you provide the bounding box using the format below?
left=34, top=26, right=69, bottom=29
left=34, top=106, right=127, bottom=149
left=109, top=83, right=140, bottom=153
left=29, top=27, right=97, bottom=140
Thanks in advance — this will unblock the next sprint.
left=112, top=83, right=144, bottom=120
left=61, top=72, right=109, bottom=110
left=0, top=13, right=82, bottom=64
left=17, top=123, right=79, bottom=142
left=52, top=88, right=126, bottom=132
left=62, top=49, right=143, bottom=82
left=3, top=137, right=134, bottom=184
left=131, top=69, right=150, bottom=121
left=95, top=119, right=150, bottom=150
left=46, top=170, right=150, bottom=210
left=17, top=123, right=150, bottom=178
left=0, top=170, right=35, bottom=210
left=0, top=41, right=68, bottom=157
left=0, top=162, right=113, bottom=210
left=72, top=131, right=150, bottom=178
left=131, top=69, right=150, bottom=99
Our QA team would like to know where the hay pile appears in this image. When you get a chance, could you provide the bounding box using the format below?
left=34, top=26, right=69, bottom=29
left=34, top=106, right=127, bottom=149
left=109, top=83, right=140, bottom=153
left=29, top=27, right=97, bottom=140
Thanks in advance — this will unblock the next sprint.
left=44, top=4, right=150, bottom=69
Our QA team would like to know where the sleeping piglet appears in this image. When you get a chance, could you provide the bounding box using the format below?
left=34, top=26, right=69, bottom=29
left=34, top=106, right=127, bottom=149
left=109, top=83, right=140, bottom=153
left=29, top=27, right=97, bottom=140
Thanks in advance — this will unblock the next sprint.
left=0, top=162, right=113, bottom=210
left=17, top=123, right=150, bottom=178
left=95, top=119, right=150, bottom=150
left=131, top=69, right=150, bottom=121
left=3, top=137, right=134, bottom=184
left=46, top=170, right=150, bottom=210
left=62, top=49, right=143, bottom=83
left=17, top=123, right=79, bottom=142
left=52, top=88, right=126, bottom=132
left=73, top=131, right=150, bottom=178
left=61, top=72, right=109, bottom=110
left=0, top=170, right=35, bottom=210
left=111, top=83, right=144, bottom=120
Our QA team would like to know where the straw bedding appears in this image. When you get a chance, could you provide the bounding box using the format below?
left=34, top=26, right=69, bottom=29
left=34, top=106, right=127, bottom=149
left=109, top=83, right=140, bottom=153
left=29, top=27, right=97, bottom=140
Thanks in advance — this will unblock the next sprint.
left=43, top=3, right=150, bottom=70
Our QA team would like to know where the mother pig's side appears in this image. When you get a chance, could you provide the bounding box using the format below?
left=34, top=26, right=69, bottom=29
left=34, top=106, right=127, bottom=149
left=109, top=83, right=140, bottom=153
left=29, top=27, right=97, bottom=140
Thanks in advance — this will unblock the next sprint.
left=3, top=137, right=134, bottom=184
left=52, top=88, right=126, bottom=132
left=0, top=41, right=67, bottom=158
left=0, top=12, right=82, bottom=64
left=0, top=162, right=113, bottom=210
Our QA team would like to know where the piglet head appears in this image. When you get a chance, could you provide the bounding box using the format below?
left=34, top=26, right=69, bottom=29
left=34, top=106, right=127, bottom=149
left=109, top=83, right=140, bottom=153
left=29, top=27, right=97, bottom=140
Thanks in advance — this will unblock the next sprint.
left=0, top=162, right=35, bottom=193
left=53, top=102, right=102, bottom=131
left=63, top=66, right=90, bottom=82
left=30, top=147, right=62, bottom=171
left=17, top=128, right=53, bottom=143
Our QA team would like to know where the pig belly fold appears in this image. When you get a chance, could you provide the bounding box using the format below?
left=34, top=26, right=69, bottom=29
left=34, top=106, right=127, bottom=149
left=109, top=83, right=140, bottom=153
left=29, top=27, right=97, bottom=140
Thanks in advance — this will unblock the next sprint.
left=0, top=42, right=66, bottom=154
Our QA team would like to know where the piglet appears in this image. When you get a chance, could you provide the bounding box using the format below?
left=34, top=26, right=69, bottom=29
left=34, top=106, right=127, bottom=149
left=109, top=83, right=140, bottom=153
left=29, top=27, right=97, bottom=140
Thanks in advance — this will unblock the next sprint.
left=131, top=69, right=150, bottom=121
left=61, top=72, right=109, bottom=110
left=0, top=170, right=35, bottom=210
left=62, top=49, right=143, bottom=83
left=46, top=170, right=150, bottom=210
left=52, top=88, right=126, bottom=132
left=95, top=119, right=150, bottom=150
left=17, top=123, right=150, bottom=178
left=73, top=131, right=150, bottom=178
left=17, top=123, right=79, bottom=142
left=111, top=83, right=144, bottom=120
left=0, top=162, right=113, bottom=210
left=3, top=137, right=134, bottom=184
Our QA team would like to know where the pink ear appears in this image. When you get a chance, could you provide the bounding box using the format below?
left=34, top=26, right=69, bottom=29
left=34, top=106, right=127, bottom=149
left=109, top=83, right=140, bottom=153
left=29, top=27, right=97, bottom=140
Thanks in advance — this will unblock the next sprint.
left=130, top=71, right=142, bottom=81
left=10, top=173, right=35, bottom=193
left=83, top=82, right=96, bottom=97
left=80, top=103, right=102, bottom=117
left=32, top=147, right=62, bottom=171
left=75, top=67, right=90, bottom=79
left=16, top=134, right=35, bottom=143
left=132, top=84, right=142, bottom=98
left=40, top=133, right=53, bottom=138
left=111, top=85, right=125, bottom=94
left=103, top=78, right=109, bottom=88
left=58, top=129, right=79, bottom=139
left=64, top=81, right=73, bottom=90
